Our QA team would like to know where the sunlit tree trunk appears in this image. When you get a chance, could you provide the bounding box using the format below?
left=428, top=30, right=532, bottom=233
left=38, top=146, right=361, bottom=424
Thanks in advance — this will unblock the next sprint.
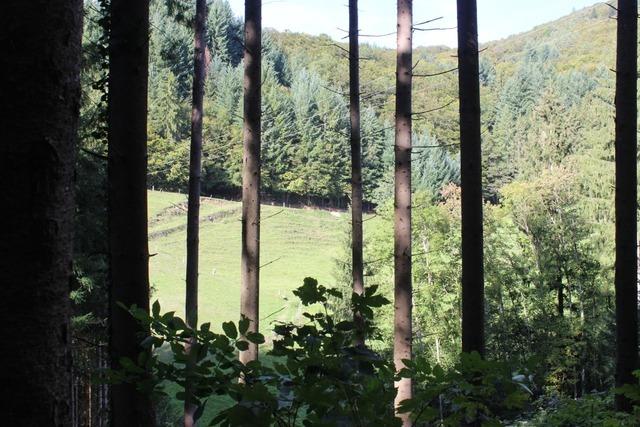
left=614, top=0, right=638, bottom=413
left=107, top=0, right=155, bottom=425
left=349, top=0, right=365, bottom=347
left=457, top=0, right=485, bottom=357
left=240, top=0, right=262, bottom=364
left=185, top=0, right=207, bottom=425
left=0, top=1, right=82, bottom=424
left=394, top=0, right=413, bottom=424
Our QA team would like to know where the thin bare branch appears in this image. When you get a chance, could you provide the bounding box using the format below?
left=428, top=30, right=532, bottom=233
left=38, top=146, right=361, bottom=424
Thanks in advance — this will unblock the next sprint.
left=412, top=99, right=456, bottom=115
left=413, top=16, right=443, bottom=26
left=413, top=26, right=457, bottom=32
left=260, top=209, right=285, bottom=222
left=81, top=147, right=108, bottom=161
left=259, top=257, right=282, bottom=270
left=413, top=67, right=458, bottom=78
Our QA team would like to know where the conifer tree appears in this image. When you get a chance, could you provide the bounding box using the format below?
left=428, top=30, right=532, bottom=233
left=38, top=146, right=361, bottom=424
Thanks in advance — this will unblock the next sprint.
left=614, top=0, right=638, bottom=412
left=240, top=0, right=262, bottom=364
left=0, top=1, right=82, bottom=424
left=349, top=0, right=365, bottom=346
left=457, top=0, right=485, bottom=356
left=185, top=0, right=207, bottom=424
left=107, top=0, right=155, bottom=425
left=394, top=0, right=413, bottom=424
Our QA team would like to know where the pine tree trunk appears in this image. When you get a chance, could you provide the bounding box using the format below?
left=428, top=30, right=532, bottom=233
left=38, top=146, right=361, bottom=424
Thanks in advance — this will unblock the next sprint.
left=457, top=0, right=485, bottom=357
left=0, top=1, right=82, bottom=424
left=107, top=1, right=155, bottom=425
left=614, top=0, right=638, bottom=413
left=394, top=0, right=413, bottom=424
left=185, top=0, right=207, bottom=425
left=240, top=0, right=262, bottom=364
left=349, top=0, right=365, bottom=347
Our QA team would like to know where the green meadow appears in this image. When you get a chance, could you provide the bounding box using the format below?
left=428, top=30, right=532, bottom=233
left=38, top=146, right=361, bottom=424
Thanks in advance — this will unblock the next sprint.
left=147, top=190, right=352, bottom=332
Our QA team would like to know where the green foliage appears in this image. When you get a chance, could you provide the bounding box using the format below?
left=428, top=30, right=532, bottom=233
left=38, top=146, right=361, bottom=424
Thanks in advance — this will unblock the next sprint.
left=207, top=0, right=243, bottom=66
left=398, top=352, right=530, bottom=425
left=110, top=278, right=400, bottom=426
left=526, top=393, right=633, bottom=426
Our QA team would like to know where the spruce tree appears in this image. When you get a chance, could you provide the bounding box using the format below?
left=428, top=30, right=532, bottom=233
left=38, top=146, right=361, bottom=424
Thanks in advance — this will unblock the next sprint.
left=394, top=0, right=413, bottom=424
left=185, top=0, right=207, bottom=424
left=107, top=0, right=155, bottom=424
left=0, top=1, right=82, bottom=424
left=240, top=0, right=262, bottom=364
left=614, top=0, right=638, bottom=412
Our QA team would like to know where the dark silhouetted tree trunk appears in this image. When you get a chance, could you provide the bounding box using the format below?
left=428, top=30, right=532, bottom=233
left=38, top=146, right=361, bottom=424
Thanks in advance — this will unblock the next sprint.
left=240, top=0, right=262, bottom=364
left=394, top=0, right=413, bottom=424
left=349, top=0, right=365, bottom=347
left=185, top=0, right=207, bottom=425
left=614, top=0, right=638, bottom=413
left=107, top=0, right=155, bottom=425
left=556, top=273, right=564, bottom=317
left=0, top=1, right=82, bottom=424
left=457, top=0, right=485, bottom=357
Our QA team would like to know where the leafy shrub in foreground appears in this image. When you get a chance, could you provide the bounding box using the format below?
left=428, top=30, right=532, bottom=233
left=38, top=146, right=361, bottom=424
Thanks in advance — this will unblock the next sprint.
left=108, top=277, right=534, bottom=426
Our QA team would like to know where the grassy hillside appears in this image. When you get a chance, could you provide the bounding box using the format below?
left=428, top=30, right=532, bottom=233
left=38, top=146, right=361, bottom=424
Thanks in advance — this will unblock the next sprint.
left=148, top=190, right=357, bottom=330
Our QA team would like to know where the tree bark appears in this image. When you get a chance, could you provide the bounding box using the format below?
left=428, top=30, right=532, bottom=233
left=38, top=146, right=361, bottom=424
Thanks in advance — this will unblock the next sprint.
left=349, top=0, right=365, bottom=347
left=457, top=0, right=485, bottom=357
left=107, top=0, right=155, bottom=425
left=240, top=0, right=262, bottom=364
left=394, top=0, right=413, bottom=424
left=185, top=0, right=207, bottom=425
left=556, top=274, right=564, bottom=317
left=0, top=1, right=82, bottom=425
left=614, top=0, right=638, bottom=413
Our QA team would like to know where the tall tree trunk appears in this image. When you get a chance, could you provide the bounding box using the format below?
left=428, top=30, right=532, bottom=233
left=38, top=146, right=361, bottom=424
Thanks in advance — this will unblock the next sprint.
left=556, top=274, right=564, bottom=317
left=457, top=0, right=485, bottom=357
left=349, top=0, right=365, bottom=347
left=107, top=1, right=155, bottom=425
left=0, top=1, right=82, bottom=424
left=614, top=0, right=638, bottom=413
left=394, top=0, right=413, bottom=424
left=185, top=0, right=207, bottom=425
left=240, top=0, right=262, bottom=364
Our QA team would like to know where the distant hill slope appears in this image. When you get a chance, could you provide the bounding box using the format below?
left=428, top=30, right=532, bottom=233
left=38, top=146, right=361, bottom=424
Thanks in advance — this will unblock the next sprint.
left=270, top=2, right=617, bottom=144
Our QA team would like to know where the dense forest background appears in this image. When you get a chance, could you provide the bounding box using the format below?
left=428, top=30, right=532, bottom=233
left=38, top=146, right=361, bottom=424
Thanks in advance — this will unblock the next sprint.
left=65, top=0, right=638, bottom=425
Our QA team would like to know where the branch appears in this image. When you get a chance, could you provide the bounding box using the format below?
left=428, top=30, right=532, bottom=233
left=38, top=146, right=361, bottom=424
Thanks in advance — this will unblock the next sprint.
left=260, top=209, right=285, bottom=222
left=81, top=147, right=107, bottom=161
left=357, top=31, right=396, bottom=38
left=412, top=143, right=459, bottom=149
left=261, top=305, right=286, bottom=321
left=412, top=99, right=456, bottom=115
left=327, top=43, right=350, bottom=56
left=362, top=213, right=379, bottom=222
left=321, top=85, right=348, bottom=97
left=451, top=47, right=488, bottom=58
left=413, top=16, right=443, bottom=26
left=260, top=257, right=282, bottom=270
left=413, top=67, right=458, bottom=78
left=413, top=26, right=457, bottom=32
